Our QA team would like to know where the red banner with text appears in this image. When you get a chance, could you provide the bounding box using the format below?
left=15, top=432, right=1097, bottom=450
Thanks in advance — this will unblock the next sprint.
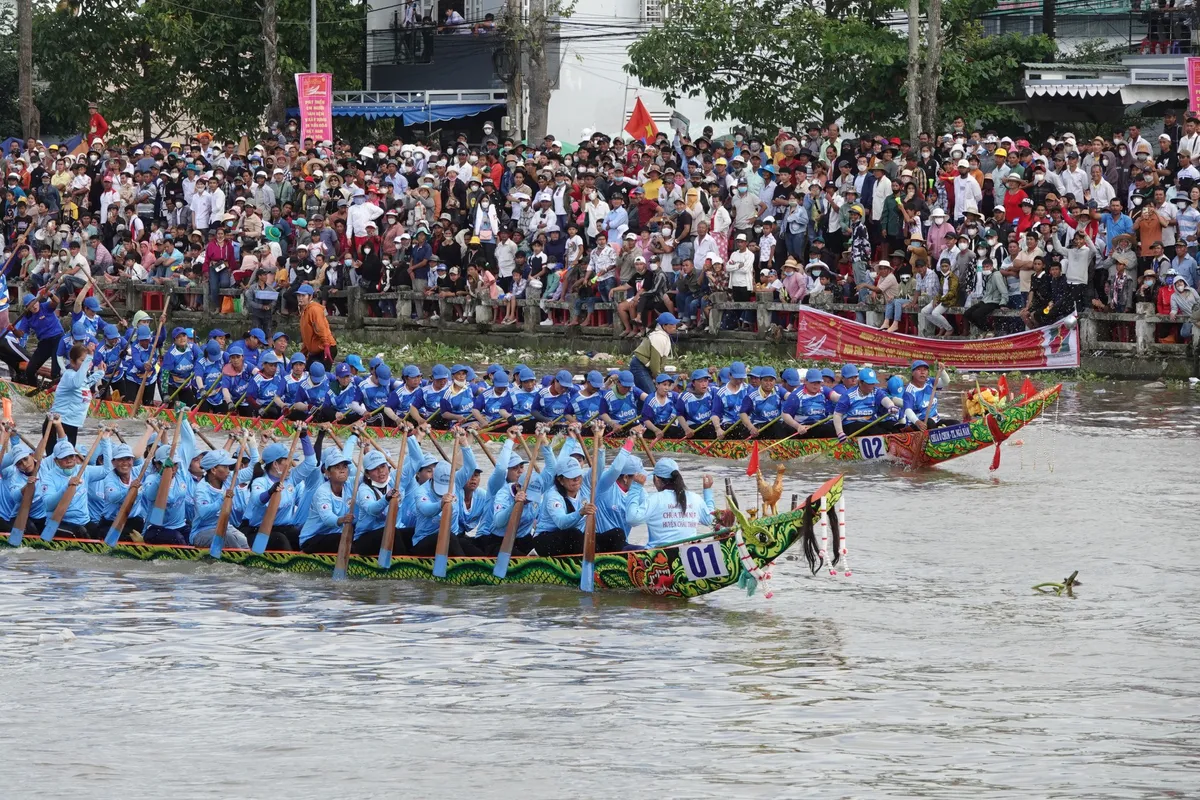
left=294, top=73, right=334, bottom=146
left=794, top=308, right=1080, bottom=371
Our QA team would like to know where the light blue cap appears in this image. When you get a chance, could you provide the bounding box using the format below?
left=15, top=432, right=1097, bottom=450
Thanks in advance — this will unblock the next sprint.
left=376, top=364, right=392, bottom=383
left=558, top=459, right=584, bottom=479
left=262, top=442, right=289, bottom=463
left=657, top=312, right=679, bottom=325
left=272, top=331, right=289, bottom=341
left=261, top=352, right=283, bottom=365
left=52, top=440, right=76, bottom=461
left=110, top=443, right=134, bottom=461
left=9, top=441, right=31, bottom=462
left=506, top=452, right=528, bottom=468
left=886, top=375, right=905, bottom=396
left=433, top=461, right=453, bottom=494
left=911, top=359, right=930, bottom=371
left=618, top=370, right=635, bottom=387
left=321, top=448, right=351, bottom=470
left=200, top=449, right=237, bottom=470
left=228, top=343, right=245, bottom=356
left=619, top=455, right=643, bottom=475
left=431, top=364, right=450, bottom=380
left=841, top=363, right=859, bottom=378
left=858, top=367, right=879, bottom=384
left=586, top=370, right=604, bottom=388
left=555, top=369, right=573, bottom=385
left=730, top=362, right=747, bottom=379
left=652, top=457, right=679, bottom=479
left=345, top=354, right=365, bottom=371
left=493, top=372, right=510, bottom=387
left=418, top=452, right=439, bottom=469
left=363, top=450, right=388, bottom=471
left=402, top=364, right=421, bottom=378
left=782, top=368, right=801, bottom=385
left=290, top=352, right=307, bottom=365
left=805, top=368, right=823, bottom=383
left=297, top=284, right=315, bottom=295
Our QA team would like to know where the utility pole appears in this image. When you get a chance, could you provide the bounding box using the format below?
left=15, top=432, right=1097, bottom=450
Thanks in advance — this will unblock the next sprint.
left=504, top=0, right=524, bottom=139
left=920, top=0, right=942, bottom=134
left=906, top=0, right=920, bottom=144
left=264, top=0, right=284, bottom=125
left=310, top=0, right=318, bottom=72
left=17, top=0, right=38, bottom=139
left=1042, top=0, right=1056, bottom=39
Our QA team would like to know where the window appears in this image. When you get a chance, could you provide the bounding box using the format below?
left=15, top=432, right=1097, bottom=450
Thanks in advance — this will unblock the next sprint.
left=643, top=0, right=663, bottom=24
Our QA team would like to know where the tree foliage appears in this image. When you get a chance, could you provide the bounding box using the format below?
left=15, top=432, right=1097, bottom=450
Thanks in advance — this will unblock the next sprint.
left=626, top=0, right=1056, bottom=135
left=32, top=0, right=365, bottom=141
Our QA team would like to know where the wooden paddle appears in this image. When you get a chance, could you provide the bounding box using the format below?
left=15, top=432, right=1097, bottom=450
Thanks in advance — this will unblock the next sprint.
left=637, top=430, right=657, bottom=468
left=570, top=428, right=594, bottom=471
left=131, top=305, right=168, bottom=416
left=493, top=432, right=540, bottom=579
left=763, top=413, right=835, bottom=454
left=251, top=430, right=302, bottom=554
left=332, top=446, right=366, bottom=582
left=427, top=429, right=451, bottom=462
left=147, top=414, right=186, bottom=528
left=469, top=428, right=497, bottom=467
left=209, top=435, right=249, bottom=559
left=579, top=423, right=604, bottom=592
left=105, top=435, right=161, bottom=547
left=378, top=431, right=408, bottom=569
left=42, top=429, right=108, bottom=541
left=431, top=435, right=461, bottom=579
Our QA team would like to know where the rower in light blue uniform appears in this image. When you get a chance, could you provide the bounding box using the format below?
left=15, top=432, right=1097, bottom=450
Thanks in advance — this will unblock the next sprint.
left=593, top=446, right=643, bottom=546
left=38, top=438, right=111, bottom=540
left=625, top=457, right=715, bottom=549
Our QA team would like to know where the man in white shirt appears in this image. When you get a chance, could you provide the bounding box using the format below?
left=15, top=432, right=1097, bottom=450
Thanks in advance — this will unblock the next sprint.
left=1059, top=151, right=1088, bottom=201
left=1086, top=164, right=1116, bottom=208
left=191, top=183, right=210, bottom=230
left=1180, top=116, right=1200, bottom=160
left=206, top=176, right=225, bottom=228
left=494, top=228, right=518, bottom=291
left=725, top=233, right=757, bottom=329
left=951, top=160, right=982, bottom=223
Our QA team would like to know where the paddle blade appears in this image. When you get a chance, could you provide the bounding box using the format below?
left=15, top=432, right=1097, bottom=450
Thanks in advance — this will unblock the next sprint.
left=746, top=440, right=760, bottom=476
left=148, top=507, right=165, bottom=527
left=209, top=535, right=224, bottom=560
left=493, top=550, right=511, bottom=579
left=8, top=528, right=25, bottom=546
left=332, top=565, right=347, bottom=581
left=378, top=548, right=392, bottom=570
left=251, top=532, right=269, bottom=554
left=104, top=526, right=122, bottom=547
left=40, top=520, right=60, bottom=542
left=579, top=560, right=595, bottom=593
left=432, top=553, right=448, bottom=578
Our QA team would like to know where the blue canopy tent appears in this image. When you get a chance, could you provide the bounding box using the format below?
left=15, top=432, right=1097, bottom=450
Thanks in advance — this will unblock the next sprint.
left=286, top=102, right=502, bottom=126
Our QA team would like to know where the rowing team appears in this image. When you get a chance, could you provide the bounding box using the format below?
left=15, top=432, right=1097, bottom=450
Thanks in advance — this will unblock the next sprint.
left=58, top=317, right=955, bottom=440
left=1, top=417, right=717, bottom=560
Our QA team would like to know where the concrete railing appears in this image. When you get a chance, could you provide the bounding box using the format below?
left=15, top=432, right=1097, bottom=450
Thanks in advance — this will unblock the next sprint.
left=24, top=279, right=1196, bottom=359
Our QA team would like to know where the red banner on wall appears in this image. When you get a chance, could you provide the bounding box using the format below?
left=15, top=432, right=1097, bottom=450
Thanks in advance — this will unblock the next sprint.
left=1189, top=57, right=1200, bottom=114
left=295, top=73, right=334, bottom=145
left=794, top=308, right=1080, bottom=371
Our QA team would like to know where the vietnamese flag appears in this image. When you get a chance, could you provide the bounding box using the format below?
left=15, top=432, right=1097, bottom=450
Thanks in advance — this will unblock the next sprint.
left=997, top=375, right=1010, bottom=399
left=624, top=97, right=659, bottom=143
left=1020, top=377, right=1037, bottom=402
left=746, top=440, right=759, bottom=476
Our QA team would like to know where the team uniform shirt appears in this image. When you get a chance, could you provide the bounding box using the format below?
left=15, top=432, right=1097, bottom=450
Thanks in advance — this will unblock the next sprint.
left=532, top=385, right=575, bottom=421
left=439, top=385, right=476, bottom=420
left=490, top=482, right=542, bottom=540
left=282, top=372, right=309, bottom=406
left=536, top=486, right=587, bottom=534
left=902, top=382, right=940, bottom=423
left=161, top=345, right=197, bottom=392
left=640, top=393, right=678, bottom=426
left=473, top=388, right=514, bottom=422
left=357, top=378, right=392, bottom=415
left=194, top=357, right=227, bottom=407
left=190, top=476, right=238, bottom=542
left=244, top=448, right=319, bottom=528
left=15, top=303, right=65, bottom=342
left=414, top=382, right=449, bottom=419
left=49, top=356, right=104, bottom=428
left=88, top=459, right=147, bottom=522
left=594, top=451, right=636, bottom=536
left=714, top=383, right=749, bottom=426
left=740, top=387, right=784, bottom=427
left=38, top=440, right=111, bottom=527
left=0, top=464, right=41, bottom=521
left=250, top=371, right=286, bottom=408
left=324, top=381, right=363, bottom=415
left=626, top=485, right=716, bottom=548
left=122, top=341, right=157, bottom=384
left=782, top=389, right=829, bottom=425
left=411, top=447, right=477, bottom=545
left=676, top=388, right=716, bottom=427
left=95, top=339, right=128, bottom=385
left=354, top=474, right=399, bottom=539
left=220, top=364, right=254, bottom=406
left=569, top=389, right=604, bottom=424
left=70, top=310, right=103, bottom=342
left=510, top=387, right=538, bottom=419
left=299, top=482, right=354, bottom=544
left=301, top=375, right=330, bottom=408
left=834, top=387, right=883, bottom=422
left=388, top=383, right=422, bottom=416
left=600, top=387, right=644, bottom=426
left=241, top=344, right=264, bottom=371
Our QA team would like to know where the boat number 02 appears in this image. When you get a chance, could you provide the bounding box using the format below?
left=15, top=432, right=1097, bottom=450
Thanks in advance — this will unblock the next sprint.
left=680, top=541, right=730, bottom=582
left=858, top=436, right=887, bottom=460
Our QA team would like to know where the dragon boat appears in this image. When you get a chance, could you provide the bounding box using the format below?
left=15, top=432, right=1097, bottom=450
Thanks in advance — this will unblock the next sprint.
left=0, top=378, right=1061, bottom=468
left=0, top=475, right=846, bottom=599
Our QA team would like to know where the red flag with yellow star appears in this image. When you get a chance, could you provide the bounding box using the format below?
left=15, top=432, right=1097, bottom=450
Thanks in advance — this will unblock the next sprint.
left=623, top=98, right=659, bottom=143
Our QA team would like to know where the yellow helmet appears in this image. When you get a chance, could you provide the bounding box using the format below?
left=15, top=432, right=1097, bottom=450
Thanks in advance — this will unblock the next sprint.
left=849, top=204, right=865, bottom=216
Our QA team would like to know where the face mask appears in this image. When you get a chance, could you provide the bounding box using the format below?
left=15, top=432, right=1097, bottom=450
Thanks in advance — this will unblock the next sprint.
left=987, top=237, right=998, bottom=245
left=976, top=247, right=987, bottom=256
left=343, top=258, right=352, bottom=266
left=967, top=226, right=978, bottom=234
left=1035, top=173, right=1045, bottom=183
left=1119, top=147, right=1128, bottom=156
left=468, top=155, right=478, bottom=164
left=1136, top=153, right=1149, bottom=161
left=453, top=379, right=467, bottom=389
left=738, top=186, right=748, bottom=194
left=1145, top=279, right=1155, bottom=287
left=481, top=200, right=490, bottom=208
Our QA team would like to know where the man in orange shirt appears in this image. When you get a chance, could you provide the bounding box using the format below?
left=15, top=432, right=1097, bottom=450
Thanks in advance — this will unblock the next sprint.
left=298, top=285, right=337, bottom=368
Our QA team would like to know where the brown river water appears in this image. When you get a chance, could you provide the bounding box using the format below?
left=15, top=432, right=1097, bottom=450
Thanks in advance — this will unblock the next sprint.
left=1, top=379, right=1198, bottom=799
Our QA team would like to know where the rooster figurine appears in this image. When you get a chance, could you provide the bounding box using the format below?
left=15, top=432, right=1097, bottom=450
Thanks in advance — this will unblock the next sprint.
left=756, top=464, right=787, bottom=517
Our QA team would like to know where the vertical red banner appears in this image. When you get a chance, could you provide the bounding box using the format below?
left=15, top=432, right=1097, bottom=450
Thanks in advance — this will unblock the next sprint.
left=1188, top=58, right=1200, bottom=114
left=295, top=73, right=334, bottom=145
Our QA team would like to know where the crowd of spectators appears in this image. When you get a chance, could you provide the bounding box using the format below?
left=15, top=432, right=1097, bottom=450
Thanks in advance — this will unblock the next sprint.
left=2, top=108, right=1199, bottom=348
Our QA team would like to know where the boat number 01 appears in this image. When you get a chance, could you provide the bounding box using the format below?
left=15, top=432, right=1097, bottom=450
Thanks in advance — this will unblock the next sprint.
left=858, top=436, right=887, bottom=460
left=680, top=541, right=730, bottom=582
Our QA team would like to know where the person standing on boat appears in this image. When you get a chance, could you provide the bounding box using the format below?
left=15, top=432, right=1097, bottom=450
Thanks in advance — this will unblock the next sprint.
left=902, top=360, right=956, bottom=430
left=738, top=366, right=784, bottom=439
left=781, top=368, right=836, bottom=439
left=712, top=361, right=749, bottom=439
left=15, top=290, right=64, bottom=385
left=624, top=457, right=716, bottom=549
left=47, top=342, right=104, bottom=451
left=628, top=311, right=678, bottom=396
left=298, top=284, right=338, bottom=369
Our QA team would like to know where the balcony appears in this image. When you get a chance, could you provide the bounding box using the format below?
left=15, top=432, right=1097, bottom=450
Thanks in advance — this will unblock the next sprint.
left=366, top=29, right=506, bottom=93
